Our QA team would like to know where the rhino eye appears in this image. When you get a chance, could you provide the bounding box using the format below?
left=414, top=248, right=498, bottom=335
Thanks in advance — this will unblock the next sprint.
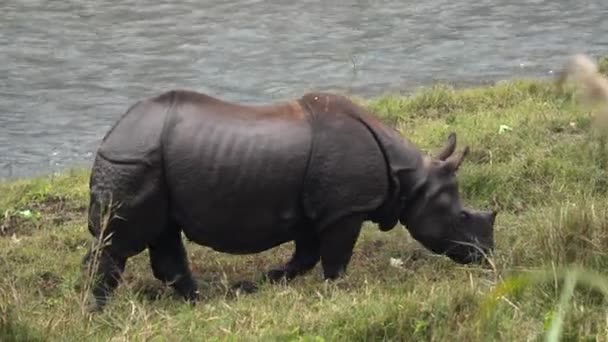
left=460, top=211, right=470, bottom=221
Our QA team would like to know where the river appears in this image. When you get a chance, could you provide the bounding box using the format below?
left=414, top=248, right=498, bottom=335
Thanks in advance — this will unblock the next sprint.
left=1, top=0, right=607, bottom=179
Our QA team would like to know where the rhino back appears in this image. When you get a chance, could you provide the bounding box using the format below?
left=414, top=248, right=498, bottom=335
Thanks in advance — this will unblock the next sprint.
left=161, top=91, right=313, bottom=253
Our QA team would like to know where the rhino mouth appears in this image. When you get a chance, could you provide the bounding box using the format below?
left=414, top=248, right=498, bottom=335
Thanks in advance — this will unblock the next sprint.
left=445, top=238, right=494, bottom=265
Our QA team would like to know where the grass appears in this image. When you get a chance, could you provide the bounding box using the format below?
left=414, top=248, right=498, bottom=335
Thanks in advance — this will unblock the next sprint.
left=3, top=58, right=608, bottom=341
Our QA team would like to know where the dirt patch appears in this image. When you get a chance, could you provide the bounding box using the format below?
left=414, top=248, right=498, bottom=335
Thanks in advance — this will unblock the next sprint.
left=0, top=212, right=37, bottom=237
left=31, top=195, right=87, bottom=222
left=0, top=195, right=87, bottom=237
left=37, top=271, right=63, bottom=297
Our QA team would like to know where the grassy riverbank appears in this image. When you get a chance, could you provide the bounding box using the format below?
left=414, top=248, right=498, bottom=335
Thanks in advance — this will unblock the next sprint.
left=3, top=59, right=608, bottom=341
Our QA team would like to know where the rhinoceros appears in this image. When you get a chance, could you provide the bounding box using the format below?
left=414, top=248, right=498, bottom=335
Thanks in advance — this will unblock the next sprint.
left=82, top=89, right=497, bottom=311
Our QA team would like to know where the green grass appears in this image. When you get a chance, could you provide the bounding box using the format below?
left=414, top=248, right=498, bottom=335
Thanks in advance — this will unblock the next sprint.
left=3, top=61, right=608, bottom=341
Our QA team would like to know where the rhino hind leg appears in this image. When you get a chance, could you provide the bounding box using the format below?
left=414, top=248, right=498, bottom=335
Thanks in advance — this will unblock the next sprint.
left=83, top=155, right=170, bottom=311
left=82, top=247, right=127, bottom=312
left=265, top=233, right=321, bottom=282
left=148, top=224, right=198, bottom=302
left=319, top=214, right=365, bottom=280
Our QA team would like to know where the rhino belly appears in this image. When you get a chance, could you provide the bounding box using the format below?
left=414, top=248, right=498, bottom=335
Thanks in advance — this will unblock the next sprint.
left=163, top=112, right=312, bottom=254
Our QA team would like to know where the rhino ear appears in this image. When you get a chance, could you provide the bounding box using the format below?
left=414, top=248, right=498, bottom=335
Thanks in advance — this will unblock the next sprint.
left=436, top=132, right=457, bottom=161
left=442, top=145, right=470, bottom=173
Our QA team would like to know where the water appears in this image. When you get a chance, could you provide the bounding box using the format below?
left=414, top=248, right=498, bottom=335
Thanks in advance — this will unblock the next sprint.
left=1, top=0, right=607, bottom=180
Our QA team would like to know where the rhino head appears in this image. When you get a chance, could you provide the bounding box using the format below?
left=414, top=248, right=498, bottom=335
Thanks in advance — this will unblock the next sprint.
left=399, top=133, right=497, bottom=264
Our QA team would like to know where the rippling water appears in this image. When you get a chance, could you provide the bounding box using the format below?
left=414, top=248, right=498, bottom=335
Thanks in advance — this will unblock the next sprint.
left=1, top=0, right=607, bottom=179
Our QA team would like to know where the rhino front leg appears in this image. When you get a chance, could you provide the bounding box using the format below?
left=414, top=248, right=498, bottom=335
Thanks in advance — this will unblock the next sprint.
left=266, top=233, right=321, bottom=282
left=319, top=214, right=365, bottom=280
left=148, top=225, right=199, bottom=302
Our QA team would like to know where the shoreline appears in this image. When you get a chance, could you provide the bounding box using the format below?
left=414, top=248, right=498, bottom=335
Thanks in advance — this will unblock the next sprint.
left=0, top=72, right=567, bottom=183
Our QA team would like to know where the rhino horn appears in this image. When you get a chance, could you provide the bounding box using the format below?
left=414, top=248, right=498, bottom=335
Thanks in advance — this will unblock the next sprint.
left=443, top=145, right=470, bottom=173
left=436, top=132, right=457, bottom=161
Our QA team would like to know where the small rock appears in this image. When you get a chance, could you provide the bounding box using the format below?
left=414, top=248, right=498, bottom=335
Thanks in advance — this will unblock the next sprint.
left=18, top=209, right=32, bottom=218
left=499, top=125, right=513, bottom=134
left=390, top=257, right=404, bottom=268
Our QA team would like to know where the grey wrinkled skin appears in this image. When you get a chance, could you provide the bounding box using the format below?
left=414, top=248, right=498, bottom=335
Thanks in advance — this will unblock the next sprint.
left=82, top=90, right=497, bottom=311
